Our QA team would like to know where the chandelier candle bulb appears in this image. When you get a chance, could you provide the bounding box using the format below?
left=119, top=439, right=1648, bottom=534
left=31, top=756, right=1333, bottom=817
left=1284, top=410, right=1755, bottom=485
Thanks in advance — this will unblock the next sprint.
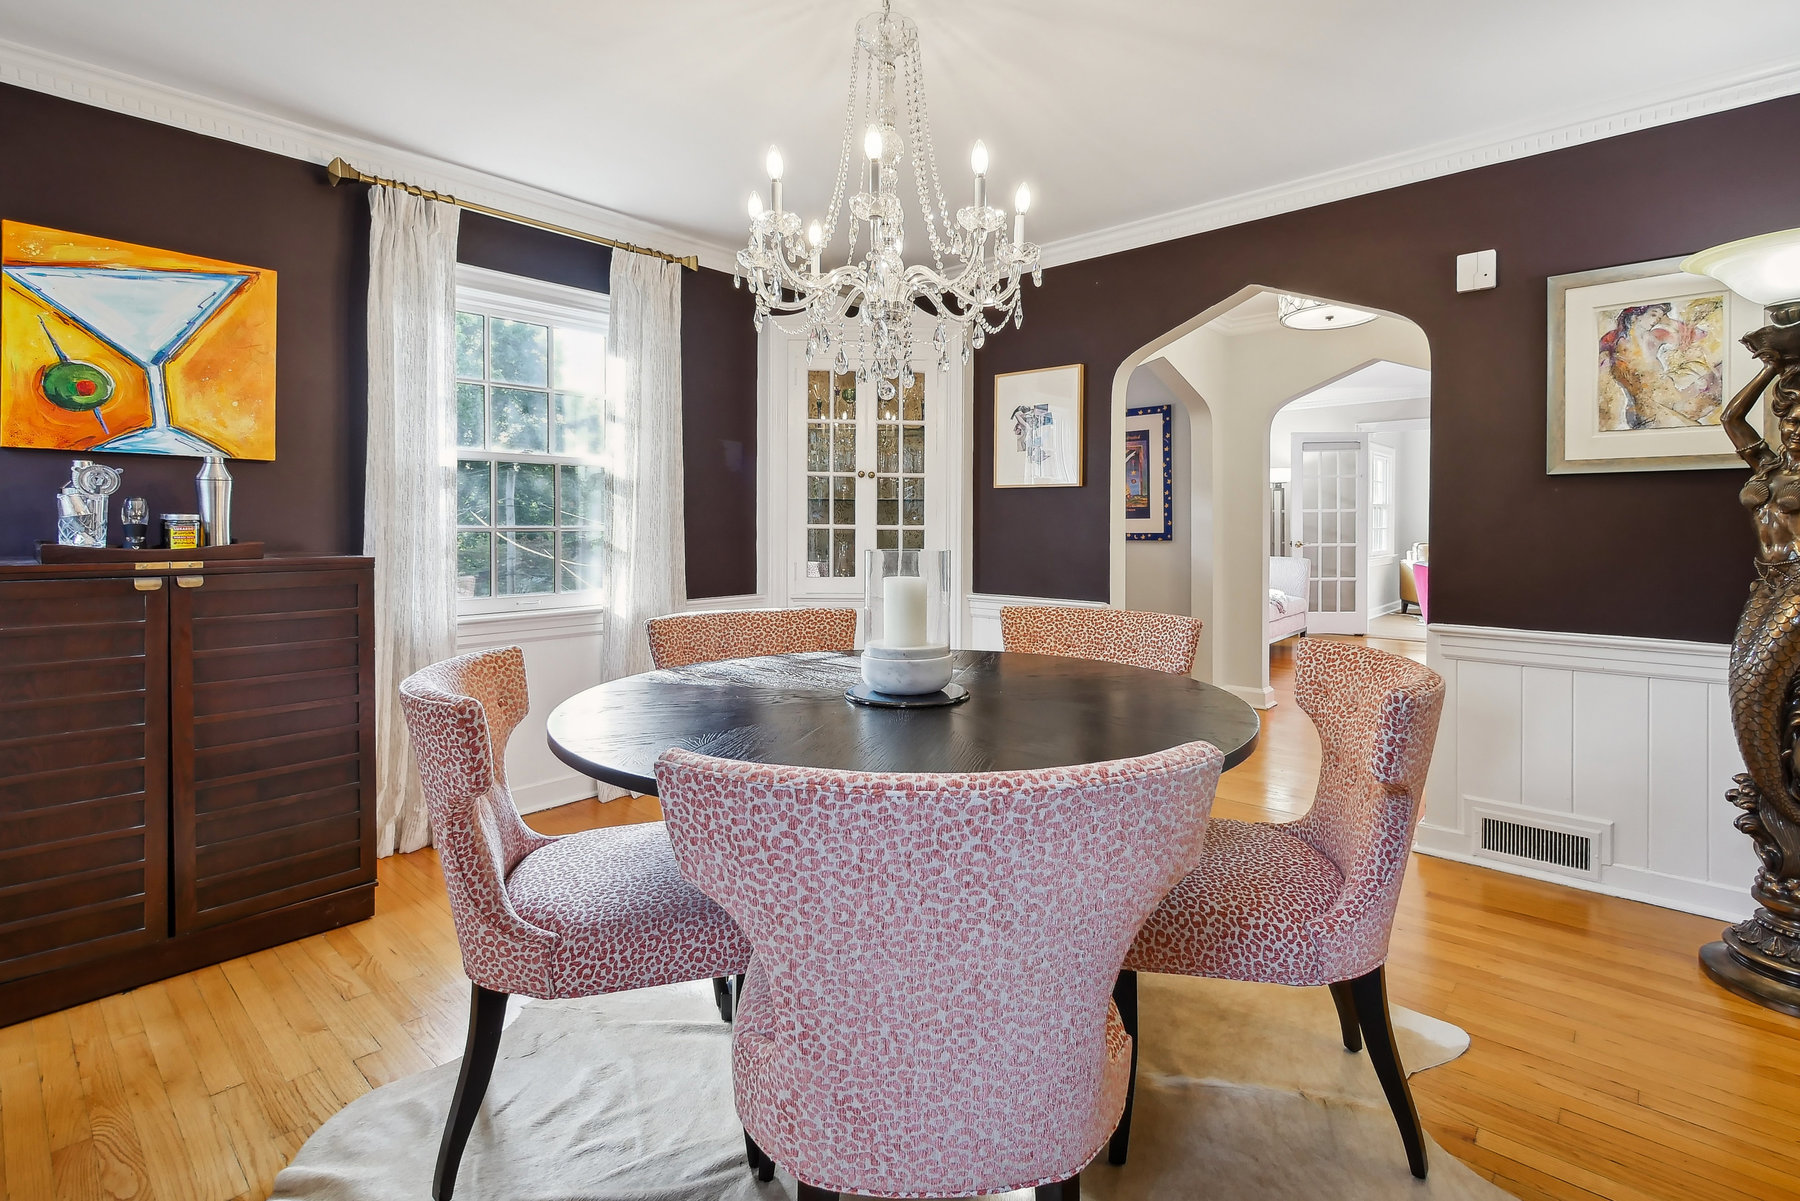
left=865, top=126, right=883, bottom=193
left=1014, top=182, right=1031, bottom=246
left=767, top=146, right=784, bottom=213
left=972, top=140, right=988, bottom=209
left=748, top=192, right=763, bottom=220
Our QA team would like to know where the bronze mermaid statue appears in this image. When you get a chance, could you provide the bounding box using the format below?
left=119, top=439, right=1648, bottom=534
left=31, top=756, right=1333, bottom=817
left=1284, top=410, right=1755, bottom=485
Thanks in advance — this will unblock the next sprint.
left=1715, top=328, right=1800, bottom=1001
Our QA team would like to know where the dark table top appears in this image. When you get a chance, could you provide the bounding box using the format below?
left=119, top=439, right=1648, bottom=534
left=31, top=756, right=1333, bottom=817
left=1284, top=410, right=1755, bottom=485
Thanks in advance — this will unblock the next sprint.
left=546, top=650, right=1261, bottom=796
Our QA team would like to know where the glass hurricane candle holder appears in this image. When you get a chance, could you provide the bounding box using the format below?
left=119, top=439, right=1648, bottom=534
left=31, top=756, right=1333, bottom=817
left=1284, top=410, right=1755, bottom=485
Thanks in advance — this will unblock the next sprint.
left=865, top=548, right=949, bottom=649
left=860, top=549, right=954, bottom=697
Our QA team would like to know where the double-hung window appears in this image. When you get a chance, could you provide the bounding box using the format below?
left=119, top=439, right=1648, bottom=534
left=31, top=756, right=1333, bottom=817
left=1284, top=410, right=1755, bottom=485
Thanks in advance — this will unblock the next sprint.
left=1369, top=444, right=1396, bottom=559
left=453, top=266, right=608, bottom=615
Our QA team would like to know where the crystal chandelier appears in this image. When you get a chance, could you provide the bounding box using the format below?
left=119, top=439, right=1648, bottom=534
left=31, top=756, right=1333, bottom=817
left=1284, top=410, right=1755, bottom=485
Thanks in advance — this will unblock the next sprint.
left=736, top=0, right=1041, bottom=396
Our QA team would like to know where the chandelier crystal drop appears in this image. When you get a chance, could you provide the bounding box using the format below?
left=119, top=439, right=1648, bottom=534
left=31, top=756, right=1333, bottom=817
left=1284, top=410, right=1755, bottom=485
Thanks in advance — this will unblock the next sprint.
left=736, top=0, right=1041, bottom=378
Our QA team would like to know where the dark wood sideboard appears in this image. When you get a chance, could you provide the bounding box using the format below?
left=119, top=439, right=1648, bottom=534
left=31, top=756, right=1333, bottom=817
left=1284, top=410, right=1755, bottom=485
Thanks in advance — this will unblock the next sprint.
left=0, top=555, right=377, bottom=1026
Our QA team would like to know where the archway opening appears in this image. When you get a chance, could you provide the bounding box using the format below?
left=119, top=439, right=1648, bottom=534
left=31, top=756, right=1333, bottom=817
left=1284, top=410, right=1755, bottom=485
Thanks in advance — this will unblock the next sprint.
left=1113, top=289, right=1431, bottom=707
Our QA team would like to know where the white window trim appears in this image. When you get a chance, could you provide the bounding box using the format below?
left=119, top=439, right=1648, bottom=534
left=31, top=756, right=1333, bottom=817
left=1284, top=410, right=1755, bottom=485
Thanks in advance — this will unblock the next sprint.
left=1369, top=443, right=1397, bottom=561
left=454, top=263, right=610, bottom=618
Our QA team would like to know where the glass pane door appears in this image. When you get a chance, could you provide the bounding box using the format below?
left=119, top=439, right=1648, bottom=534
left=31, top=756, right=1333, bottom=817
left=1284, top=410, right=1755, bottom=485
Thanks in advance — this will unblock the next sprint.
left=874, top=373, right=926, bottom=552
left=1291, top=434, right=1368, bottom=636
left=803, top=369, right=860, bottom=579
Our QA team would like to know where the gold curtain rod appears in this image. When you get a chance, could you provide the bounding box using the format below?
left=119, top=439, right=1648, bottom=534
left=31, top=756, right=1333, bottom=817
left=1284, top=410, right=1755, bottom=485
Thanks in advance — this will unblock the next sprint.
left=326, top=156, right=700, bottom=271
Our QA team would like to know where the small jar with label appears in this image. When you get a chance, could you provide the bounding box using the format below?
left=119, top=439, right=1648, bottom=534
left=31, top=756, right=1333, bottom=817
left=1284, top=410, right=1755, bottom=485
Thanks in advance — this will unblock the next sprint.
left=161, top=513, right=202, bottom=550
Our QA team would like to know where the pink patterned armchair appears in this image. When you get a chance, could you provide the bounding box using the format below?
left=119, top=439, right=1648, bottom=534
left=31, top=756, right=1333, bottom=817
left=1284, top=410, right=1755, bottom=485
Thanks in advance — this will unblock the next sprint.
left=1117, top=638, right=1445, bottom=1178
left=655, top=743, right=1224, bottom=1201
left=1000, top=605, right=1202, bottom=675
left=646, top=607, right=858, bottom=669
left=398, top=647, right=751, bottom=1201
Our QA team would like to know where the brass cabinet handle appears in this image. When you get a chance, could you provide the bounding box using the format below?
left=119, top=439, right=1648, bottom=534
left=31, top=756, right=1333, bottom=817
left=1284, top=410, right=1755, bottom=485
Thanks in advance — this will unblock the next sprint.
left=134, top=578, right=164, bottom=592
left=176, top=575, right=205, bottom=589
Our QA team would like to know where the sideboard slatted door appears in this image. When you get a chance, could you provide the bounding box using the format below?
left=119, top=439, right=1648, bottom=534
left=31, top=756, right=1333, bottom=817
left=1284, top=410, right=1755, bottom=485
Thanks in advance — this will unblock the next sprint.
left=170, top=569, right=376, bottom=932
left=0, top=576, right=169, bottom=982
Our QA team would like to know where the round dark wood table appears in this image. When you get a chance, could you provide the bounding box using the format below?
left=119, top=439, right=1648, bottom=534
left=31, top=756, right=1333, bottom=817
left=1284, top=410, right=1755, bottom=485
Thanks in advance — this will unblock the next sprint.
left=546, top=650, right=1261, bottom=796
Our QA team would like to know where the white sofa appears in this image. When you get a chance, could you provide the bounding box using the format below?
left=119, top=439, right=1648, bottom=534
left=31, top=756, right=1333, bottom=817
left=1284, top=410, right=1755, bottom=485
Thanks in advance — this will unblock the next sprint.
left=1268, top=555, right=1309, bottom=644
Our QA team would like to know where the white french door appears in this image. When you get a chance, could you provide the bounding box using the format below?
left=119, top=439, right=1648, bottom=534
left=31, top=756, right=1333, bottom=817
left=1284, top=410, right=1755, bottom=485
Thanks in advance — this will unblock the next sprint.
left=1290, top=434, right=1369, bottom=636
left=787, top=341, right=947, bottom=607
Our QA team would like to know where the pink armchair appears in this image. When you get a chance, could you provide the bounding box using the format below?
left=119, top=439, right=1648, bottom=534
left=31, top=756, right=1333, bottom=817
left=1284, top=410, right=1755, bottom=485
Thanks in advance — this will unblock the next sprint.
left=398, top=647, right=751, bottom=1200
left=999, top=605, right=1202, bottom=675
left=655, top=742, right=1224, bottom=1201
left=646, top=607, right=858, bottom=670
left=1119, top=638, right=1445, bottom=1178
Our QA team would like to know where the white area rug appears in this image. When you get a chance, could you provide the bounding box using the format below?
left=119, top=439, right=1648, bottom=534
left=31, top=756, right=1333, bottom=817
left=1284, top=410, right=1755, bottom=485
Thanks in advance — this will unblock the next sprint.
left=271, top=974, right=1513, bottom=1200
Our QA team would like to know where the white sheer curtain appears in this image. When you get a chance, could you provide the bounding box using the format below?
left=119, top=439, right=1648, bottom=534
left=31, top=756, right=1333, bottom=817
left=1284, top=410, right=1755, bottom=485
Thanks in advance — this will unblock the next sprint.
left=365, top=188, right=460, bottom=856
left=599, top=252, right=686, bottom=690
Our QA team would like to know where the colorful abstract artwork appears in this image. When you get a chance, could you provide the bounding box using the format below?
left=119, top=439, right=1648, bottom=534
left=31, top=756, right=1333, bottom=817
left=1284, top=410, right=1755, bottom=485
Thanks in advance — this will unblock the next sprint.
left=1124, top=429, right=1150, bottom=517
left=1549, top=257, right=1765, bottom=474
left=1123, top=403, right=1172, bottom=541
left=1595, top=294, right=1725, bottom=430
left=2, top=221, right=276, bottom=459
left=993, top=364, right=1083, bottom=488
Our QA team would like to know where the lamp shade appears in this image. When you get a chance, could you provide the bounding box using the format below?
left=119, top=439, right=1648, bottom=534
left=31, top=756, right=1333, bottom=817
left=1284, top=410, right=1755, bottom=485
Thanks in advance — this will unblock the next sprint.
left=1683, top=227, right=1800, bottom=307
left=1277, top=295, right=1378, bottom=330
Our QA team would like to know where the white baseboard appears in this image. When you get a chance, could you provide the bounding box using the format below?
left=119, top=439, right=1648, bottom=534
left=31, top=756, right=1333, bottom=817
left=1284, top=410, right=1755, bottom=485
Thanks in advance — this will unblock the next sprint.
left=512, top=775, right=598, bottom=816
left=965, top=592, right=1109, bottom=652
left=1414, top=822, right=1749, bottom=923
left=1372, top=600, right=1403, bottom=617
left=1224, top=683, right=1277, bottom=710
left=1422, top=623, right=1757, bottom=922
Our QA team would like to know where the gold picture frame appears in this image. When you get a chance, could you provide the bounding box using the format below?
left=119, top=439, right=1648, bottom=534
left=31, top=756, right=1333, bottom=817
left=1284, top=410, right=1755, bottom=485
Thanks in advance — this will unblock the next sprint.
left=994, top=363, right=1084, bottom=488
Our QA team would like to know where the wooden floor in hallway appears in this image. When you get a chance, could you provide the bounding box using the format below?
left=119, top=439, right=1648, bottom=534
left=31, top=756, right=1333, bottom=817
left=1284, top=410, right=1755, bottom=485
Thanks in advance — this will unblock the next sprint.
left=2, top=637, right=1796, bottom=1201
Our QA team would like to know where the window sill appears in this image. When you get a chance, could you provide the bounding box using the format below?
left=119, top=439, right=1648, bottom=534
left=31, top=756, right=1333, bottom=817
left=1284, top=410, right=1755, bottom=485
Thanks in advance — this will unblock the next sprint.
left=456, top=604, right=608, bottom=641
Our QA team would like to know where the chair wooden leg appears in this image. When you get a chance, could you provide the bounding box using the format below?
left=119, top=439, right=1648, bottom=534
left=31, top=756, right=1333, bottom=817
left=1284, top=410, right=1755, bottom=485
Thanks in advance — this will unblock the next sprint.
left=1327, top=980, right=1363, bottom=1053
left=744, top=1130, right=761, bottom=1172
left=797, top=1184, right=838, bottom=1200
left=1107, top=969, right=1138, bottom=1166
left=1348, top=966, right=1428, bottom=1180
left=1036, top=1173, right=1081, bottom=1200
left=434, top=983, right=509, bottom=1201
left=714, top=976, right=735, bottom=1022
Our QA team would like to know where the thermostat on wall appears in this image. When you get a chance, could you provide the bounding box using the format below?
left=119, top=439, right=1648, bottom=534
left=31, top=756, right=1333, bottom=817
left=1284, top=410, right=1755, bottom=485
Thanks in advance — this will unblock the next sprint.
left=1456, top=250, right=1498, bottom=293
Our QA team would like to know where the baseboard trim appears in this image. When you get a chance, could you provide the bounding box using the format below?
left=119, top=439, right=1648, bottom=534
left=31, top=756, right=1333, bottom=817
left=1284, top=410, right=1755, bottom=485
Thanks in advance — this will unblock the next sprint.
left=1223, top=683, right=1277, bottom=710
left=1413, top=827, right=1749, bottom=923
left=513, top=776, right=598, bottom=816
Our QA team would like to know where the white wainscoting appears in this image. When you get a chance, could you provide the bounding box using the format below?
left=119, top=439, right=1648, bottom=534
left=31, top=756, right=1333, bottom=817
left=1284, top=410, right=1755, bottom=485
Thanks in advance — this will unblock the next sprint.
left=965, top=593, right=1110, bottom=652
left=456, top=609, right=605, bottom=815
left=1418, top=623, right=1756, bottom=922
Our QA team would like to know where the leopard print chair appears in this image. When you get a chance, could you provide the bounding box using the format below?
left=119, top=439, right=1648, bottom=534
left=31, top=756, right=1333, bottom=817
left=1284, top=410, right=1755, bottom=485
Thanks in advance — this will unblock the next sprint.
left=645, top=607, right=858, bottom=669
left=655, top=742, right=1224, bottom=1201
left=999, top=605, right=1202, bottom=675
left=1119, top=637, right=1446, bottom=1179
left=398, top=646, right=751, bottom=1200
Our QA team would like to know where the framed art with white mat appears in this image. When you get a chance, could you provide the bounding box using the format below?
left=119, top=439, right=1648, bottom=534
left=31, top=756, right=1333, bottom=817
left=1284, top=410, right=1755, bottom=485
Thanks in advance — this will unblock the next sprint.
left=1124, top=402, right=1172, bottom=541
left=994, top=363, right=1083, bottom=487
left=1548, top=256, right=1769, bottom=473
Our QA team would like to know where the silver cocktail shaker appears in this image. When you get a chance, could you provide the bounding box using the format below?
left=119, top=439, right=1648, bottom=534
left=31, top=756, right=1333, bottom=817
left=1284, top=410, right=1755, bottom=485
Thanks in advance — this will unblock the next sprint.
left=196, top=454, right=233, bottom=547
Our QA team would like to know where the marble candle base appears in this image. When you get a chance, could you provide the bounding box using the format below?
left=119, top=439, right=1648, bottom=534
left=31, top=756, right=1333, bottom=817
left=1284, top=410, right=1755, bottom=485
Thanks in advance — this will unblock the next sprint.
left=860, top=643, right=954, bottom=696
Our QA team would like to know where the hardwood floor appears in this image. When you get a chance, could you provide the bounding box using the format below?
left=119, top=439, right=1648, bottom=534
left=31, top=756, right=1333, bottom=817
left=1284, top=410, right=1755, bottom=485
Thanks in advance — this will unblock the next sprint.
left=3, top=639, right=1796, bottom=1200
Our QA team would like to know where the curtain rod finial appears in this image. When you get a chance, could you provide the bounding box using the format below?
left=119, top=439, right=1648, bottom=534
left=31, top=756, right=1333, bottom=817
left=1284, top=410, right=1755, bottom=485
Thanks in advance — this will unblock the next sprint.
left=681, top=255, right=700, bottom=271
left=326, top=157, right=357, bottom=187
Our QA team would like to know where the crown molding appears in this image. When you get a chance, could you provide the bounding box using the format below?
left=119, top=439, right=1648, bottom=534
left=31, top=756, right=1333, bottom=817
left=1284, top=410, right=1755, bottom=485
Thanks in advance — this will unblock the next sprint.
left=0, top=36, right=742, bottom=273
left=1039, top=55, right=1800, bottom=269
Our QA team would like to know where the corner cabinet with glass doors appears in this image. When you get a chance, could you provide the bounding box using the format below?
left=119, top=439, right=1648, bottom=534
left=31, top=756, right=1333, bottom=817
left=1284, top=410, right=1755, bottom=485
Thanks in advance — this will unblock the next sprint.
left=786, top=341, right=952, bottom=614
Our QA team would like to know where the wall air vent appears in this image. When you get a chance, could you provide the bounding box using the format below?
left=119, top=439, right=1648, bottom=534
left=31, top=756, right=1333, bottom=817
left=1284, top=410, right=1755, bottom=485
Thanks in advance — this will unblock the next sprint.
left=1465, top=800, right=1611, bottom=882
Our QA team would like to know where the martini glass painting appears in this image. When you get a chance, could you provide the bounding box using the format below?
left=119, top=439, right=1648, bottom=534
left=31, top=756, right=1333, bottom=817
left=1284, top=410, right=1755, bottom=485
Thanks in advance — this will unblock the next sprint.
left=3, top=265, right=248, bottom=455
left=1, top=221, right=277, bottom=460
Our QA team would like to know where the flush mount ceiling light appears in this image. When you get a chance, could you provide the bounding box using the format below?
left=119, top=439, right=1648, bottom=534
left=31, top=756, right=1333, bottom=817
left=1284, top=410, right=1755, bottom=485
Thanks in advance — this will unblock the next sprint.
left=1277, top=295, right=1378, bottom=330
left=736, top=0, right=1040, bottom=391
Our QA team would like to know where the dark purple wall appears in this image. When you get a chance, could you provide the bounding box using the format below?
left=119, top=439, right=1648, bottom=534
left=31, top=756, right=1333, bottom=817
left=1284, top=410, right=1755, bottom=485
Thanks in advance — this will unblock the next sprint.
left=0, top=84, right=759, bottom=597
left=977, top=94, right=1800, bottom=642
left=0, top=83, right=368, bottom=557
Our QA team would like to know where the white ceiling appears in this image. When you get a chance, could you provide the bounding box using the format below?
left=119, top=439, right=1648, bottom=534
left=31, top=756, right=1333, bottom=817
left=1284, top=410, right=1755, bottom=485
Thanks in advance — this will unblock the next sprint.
left=5, top=1, right=1800, bottom=260
left=1285, top=361, right=1431, bottom=412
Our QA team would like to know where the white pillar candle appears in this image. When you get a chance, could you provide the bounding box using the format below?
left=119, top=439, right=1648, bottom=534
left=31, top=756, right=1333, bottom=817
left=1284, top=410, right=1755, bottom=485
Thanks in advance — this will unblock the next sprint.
left=883, top=575, right=928, bottom=647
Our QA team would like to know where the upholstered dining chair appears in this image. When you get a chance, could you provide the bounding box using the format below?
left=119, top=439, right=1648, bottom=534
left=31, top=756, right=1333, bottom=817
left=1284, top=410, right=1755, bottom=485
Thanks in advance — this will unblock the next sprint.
left=656, top=742, right=1224, bottom=1201
left=398, top=646, right=752, bottom=1201
left=1114, top=638, right=1445, bottom=1179
left=645, top=606, right=858, bottom=669
left=1000, top=605, right=1203, bottom=675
